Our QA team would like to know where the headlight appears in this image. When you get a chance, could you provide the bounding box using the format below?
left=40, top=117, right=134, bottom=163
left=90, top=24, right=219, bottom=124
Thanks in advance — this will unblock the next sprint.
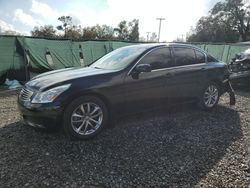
left=31, top=84, right=71, bottom=104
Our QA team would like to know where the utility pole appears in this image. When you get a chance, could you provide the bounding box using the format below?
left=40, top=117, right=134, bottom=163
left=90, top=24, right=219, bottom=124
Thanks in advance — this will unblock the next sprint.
left=156, top=18, right=165, bottom=42
left=146, top=32, right=151, bottom=41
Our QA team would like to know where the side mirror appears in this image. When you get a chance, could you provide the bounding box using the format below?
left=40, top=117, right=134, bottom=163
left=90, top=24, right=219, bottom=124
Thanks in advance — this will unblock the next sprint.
left=135, top=64, right=152, bottom=73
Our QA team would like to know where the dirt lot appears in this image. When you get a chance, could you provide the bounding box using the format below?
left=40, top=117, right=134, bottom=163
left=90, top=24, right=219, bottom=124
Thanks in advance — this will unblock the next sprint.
left=0, top=90, right=249, bottom=187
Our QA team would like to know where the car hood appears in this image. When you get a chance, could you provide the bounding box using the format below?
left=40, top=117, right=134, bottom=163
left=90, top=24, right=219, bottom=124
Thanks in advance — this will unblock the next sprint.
left=27, top=67, right=115, bottom=91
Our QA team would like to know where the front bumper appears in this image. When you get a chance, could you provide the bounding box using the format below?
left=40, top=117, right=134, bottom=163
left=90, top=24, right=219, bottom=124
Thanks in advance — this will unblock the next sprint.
left=18, top=100, right=64, bottom=129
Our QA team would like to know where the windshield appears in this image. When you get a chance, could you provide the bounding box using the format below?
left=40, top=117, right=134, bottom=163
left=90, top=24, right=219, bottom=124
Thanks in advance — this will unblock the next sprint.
left=90, top=46, right=148, bottom=70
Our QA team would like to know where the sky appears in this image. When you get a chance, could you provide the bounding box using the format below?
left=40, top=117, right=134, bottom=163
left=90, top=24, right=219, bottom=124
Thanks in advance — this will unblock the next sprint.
left=0, top=0, right=230, bottom=41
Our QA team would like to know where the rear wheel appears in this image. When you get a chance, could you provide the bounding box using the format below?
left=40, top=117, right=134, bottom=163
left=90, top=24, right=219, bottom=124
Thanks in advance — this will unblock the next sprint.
left=199, top=82, right=220, bottom=110
left=63, top=96, right=108, bottom=140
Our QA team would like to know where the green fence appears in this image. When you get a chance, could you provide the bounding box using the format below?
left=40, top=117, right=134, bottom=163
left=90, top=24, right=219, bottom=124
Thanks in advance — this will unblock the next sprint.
left=192, top=43, right=250, bottom=63
left=0, top=36, right=26, bottom=81
left=0, top=36, right=138, bottom=81
left=1, top=35, right=250, bottom=82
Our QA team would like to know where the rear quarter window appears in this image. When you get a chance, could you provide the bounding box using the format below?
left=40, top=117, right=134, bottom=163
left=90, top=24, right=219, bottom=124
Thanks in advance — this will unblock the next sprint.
left=207, top=55, right=219, bottom=62
left=195, top=50, right=206, bottom=64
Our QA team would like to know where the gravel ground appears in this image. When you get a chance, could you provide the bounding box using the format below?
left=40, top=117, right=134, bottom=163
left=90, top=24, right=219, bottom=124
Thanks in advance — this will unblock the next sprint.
left=0, top=90, right=249, bottom=187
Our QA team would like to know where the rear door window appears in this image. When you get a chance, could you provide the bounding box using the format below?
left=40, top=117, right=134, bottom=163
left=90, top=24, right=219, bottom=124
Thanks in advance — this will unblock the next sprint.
left=173, top=47, right=196, bottom=66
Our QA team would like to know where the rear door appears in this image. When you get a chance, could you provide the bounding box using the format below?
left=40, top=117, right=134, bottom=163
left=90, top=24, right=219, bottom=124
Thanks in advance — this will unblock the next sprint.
left=165, top=47, right=207, bottom=102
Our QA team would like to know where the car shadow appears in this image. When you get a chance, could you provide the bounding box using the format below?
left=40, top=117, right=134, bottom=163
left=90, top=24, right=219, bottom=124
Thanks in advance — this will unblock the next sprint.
left=235, top=86, right=250, bottom=99
left=0, top=105, right=242, bottom=187
left=0, top=88, right=20, bottom=98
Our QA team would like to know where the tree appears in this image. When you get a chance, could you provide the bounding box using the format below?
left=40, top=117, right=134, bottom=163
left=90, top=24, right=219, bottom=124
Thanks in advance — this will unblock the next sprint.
left=95, top=25, right=114, bottom=39
left=187, top=0, right=250, bottom=42
left=56, top=16, right=83, bottom=40
left=149, top=32, right=158, bottom=42
left=82, top=25, right=114, bottom=40
left=222, top=0, right=250, bottom=41
left=117, top=20, right=129, bottom=40
left=29, top=17, right=139, bottom=41
left=31, top=25, right=56, bottom=38
left=65, top=25, right=82, bottom=40
left=116, top=19, right=139, bottom=41
left=187, top=15, right=239, bottom=42
left=82, top=26, right=98, bottom=39
left=128, top=19, right=139, bottom=41
left=57, top=16, right=73, bottom=37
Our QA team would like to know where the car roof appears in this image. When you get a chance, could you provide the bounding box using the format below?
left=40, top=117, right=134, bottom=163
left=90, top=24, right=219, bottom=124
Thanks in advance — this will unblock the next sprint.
left=125, top=43, right=205, bottom=52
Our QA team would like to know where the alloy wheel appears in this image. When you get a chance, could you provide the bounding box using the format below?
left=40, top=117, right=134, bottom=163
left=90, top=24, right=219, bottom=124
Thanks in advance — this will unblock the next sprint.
left=71, top=102, right=103, bottom=135
left=203, top=85, right=219, bottom=108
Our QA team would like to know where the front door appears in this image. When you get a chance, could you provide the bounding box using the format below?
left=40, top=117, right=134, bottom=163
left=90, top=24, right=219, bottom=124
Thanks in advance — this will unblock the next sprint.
left=123, top=47, right=174, bottom=114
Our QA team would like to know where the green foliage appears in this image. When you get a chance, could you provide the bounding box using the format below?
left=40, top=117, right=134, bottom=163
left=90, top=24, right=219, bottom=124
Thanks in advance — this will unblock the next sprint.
left=57, top=15, right=82, bottom=39
left=117, top=21, right=129, bottom=40
left=82, top=26, right=97, bottom=40
left=58, top=16, right=72, bottom=27
left=128, top=19, right=139, bottom=41
left=187, top=0, right=250, bottom=42
left=30, top=16, right=140, bottom=41
left=116, top=19, right=139, bottom=41
left=65, top=26, right=82, bottom=40
left=31, top=25, right=57, bottom=38
left=95, top=25, right=114, bottom=39
left=82, top=25, right=114, bottom=40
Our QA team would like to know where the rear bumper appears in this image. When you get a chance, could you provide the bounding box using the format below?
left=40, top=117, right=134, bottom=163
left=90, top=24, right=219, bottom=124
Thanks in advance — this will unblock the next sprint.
left=18, top=100, right=63, bottom=129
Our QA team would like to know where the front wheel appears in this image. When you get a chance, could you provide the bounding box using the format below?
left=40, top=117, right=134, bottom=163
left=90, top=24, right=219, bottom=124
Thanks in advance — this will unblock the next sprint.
left=199, top=82, right=220, bottom=110
left=63, top=96, right=108, bottom=140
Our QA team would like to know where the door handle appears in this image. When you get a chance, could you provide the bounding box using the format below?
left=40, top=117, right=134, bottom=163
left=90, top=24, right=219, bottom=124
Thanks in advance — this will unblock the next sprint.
left=201, top=67, right=206, bottom=71
left=165, top=73, right=174, bottom=78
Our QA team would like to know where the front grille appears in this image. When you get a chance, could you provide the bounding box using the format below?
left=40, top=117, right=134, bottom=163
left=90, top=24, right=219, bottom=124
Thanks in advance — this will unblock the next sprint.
left=19, top=88, right=34, bottom=101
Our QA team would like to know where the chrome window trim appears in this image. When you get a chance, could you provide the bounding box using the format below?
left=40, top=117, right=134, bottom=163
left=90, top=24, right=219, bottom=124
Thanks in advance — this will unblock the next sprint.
left=151, top=63, right=207, bottom=72
left=127, top=45, right=208, bottom=75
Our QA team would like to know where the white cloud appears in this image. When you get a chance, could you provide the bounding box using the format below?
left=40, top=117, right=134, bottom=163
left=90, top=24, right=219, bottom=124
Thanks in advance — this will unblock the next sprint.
left=0, top=19, right=15, bottom=31
left=105, top=0, right=207, bottom=41
left=0, top=19, right=29, bottom=35
left=13, top=8, right=42, bottom=27
left=30, top=0, right=58, bottom=19
left=7, top=0, right=210, bottom=40
left=63, top=0, right=206, bottom=41
left=206, top=0, right=221, bottom=11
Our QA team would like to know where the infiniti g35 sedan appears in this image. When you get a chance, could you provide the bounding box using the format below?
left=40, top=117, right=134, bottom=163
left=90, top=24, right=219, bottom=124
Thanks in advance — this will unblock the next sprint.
left=18, top=43, right=235, bottom=140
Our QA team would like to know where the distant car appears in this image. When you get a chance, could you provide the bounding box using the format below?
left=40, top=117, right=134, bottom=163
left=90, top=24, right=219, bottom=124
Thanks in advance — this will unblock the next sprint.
left=18, top=43, right=235, bottom=140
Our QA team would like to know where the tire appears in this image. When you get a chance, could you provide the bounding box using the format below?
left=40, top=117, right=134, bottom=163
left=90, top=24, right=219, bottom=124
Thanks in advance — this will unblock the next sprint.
left=199, top=82, right=220, bottom=110
left=63, top=96, right=108, bottom=140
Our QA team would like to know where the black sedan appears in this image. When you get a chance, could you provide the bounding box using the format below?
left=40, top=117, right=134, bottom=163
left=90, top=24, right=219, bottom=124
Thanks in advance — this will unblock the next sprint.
left=18, top=43, right=235, bottom=140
